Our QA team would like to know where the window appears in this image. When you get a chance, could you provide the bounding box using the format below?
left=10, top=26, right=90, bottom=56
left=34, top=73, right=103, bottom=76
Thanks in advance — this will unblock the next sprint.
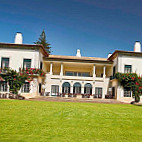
left=1, top=57, right=9, bottom=68
left=23, top=59, right=31, bottom=69
left=51, top=85, right=59, bottom=96
left=62, top=82, right=70, bottom=94
left=21, top=82, right=30, bottom=93
left=65, top=72, right=73, bottom=76
left=112, top=87, right=115, bottom=97
left=124, top=65, right=132, bottom=73
left=73, top=82, right=81, bottom=94
left=82, top=72, right=90, bottom=77
left=65, top=72, right=90, bottom=77
left=95, top=87, right=102, bottom=98
left=0, top=81, right=7, bottom=92
left=78, top=72, right=81, bottom=76
left=84, top=83, right=92, bottom=94
left=124, top=87, right=131, bottom=97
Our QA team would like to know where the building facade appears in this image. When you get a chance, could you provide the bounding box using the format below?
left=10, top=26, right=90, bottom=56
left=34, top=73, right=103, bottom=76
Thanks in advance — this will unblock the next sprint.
left=0, top=33, right=142, bottom=103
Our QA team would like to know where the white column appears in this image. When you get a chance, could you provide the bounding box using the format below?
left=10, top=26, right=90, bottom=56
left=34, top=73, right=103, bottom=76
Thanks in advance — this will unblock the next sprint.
left=93, top=64, right=96, bottom=78
left=103, top=66, right=106, bottom=78
left=32, top=78, right=39, bottom=97
left=92, top=82, right=95, bottom=95
left=59, top=80, right=62, bottom=94
left=60, top=63, right=63, bottom=76
left=102, top=87, right=105, bottom=99
left=50, top=62, right=53, bottom=75
left=71, top=81, right=73, bottom=94
left=81, top=83, right=84, bottom=94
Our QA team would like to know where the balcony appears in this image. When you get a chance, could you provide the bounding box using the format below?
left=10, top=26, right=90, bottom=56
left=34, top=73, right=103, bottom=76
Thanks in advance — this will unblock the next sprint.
left=47, top=73, right=106, bottom=81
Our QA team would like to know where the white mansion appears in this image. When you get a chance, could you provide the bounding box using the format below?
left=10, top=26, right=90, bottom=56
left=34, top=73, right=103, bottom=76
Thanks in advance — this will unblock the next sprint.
left=0, top=33, right=142, bottom=103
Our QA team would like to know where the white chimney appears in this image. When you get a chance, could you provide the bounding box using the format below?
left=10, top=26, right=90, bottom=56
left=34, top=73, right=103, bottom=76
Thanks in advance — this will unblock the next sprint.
left=134, top=41, right=141, bottom=52
left=15, top=32, right=23, bottom=44
left=108, top=53, right=112, bottom=58
left=76, top=49, right=81, bottom=57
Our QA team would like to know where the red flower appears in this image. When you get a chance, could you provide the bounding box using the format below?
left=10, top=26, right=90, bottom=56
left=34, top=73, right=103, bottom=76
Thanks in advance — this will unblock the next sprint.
left=0, top=77, right=4, bottom=81
left=136, top=82, right=139, bottom=85
left=13, top=78, right=16, bottom=80
left=131, top=77, right=135, bottom=80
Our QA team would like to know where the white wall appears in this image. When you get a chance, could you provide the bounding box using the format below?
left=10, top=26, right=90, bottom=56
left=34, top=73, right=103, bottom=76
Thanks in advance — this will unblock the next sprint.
left=44, top=73, right=110, bottom=98
left=114, top=54, right=142, bottom=103
left=118, top=55, right=142, bottom=75
left=0, top=48, right=41, bottom=71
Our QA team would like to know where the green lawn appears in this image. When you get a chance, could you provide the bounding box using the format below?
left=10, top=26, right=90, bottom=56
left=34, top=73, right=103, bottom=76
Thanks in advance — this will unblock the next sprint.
left=0, top=100, right=142, bottom=142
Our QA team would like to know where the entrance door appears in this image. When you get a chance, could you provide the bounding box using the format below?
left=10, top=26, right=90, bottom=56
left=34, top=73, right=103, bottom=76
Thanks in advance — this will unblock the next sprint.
left=112, top=87, right=115, bottom=98
left=51, top=85, right=59, bottom=96
left=39, top=83, right=41, bottom=93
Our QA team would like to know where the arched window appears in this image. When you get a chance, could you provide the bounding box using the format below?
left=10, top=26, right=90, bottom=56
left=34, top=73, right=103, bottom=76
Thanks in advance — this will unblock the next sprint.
left=84, top=83, right=92, bottom=94
left=62, top=82, right=70, bottom=94
left=73, top=82, right=81, bottom=94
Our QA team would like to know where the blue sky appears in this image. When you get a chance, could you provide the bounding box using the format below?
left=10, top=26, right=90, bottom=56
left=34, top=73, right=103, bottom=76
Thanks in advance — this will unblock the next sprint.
left=0, top=0, right=142, bottom=58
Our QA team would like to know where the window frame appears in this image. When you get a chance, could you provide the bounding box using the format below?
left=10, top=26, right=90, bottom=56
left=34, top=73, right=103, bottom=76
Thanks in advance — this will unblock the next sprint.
left=0, top=81, right=7, bottom=92
left=124, top=65, right=132, bottom=73
left=124, top=87, right=131, bottom=97
left=23, top=59, right=31, bottom=69
left=65, top=71, right=90, bottom=77
left=95, top=87, right=102, bottom=98
left=84, top=83, right=92, bottom=94
left=21, top=82, right=30, bottom=93
left=73, top=82, right=81, bottom=94
left=51, top=85, right=59, bottom=96
left=62, top=82, right=70, bottom=94
left=1, top=57, right=9, bottom=69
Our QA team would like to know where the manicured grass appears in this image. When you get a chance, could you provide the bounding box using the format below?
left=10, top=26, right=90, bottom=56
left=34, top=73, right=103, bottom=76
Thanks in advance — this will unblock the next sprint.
left=0, top=100, right=142, bottom=142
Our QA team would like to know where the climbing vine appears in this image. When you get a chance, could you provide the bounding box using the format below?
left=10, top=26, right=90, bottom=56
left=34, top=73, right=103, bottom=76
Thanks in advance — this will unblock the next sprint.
left=0, top=68, right=45, bottom=95
left=115, top=73, right=142, bottom=102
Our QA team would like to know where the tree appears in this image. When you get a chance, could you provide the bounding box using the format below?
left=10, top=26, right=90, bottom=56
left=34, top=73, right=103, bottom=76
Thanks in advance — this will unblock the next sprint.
left=34, top=30, right=51, bottom=54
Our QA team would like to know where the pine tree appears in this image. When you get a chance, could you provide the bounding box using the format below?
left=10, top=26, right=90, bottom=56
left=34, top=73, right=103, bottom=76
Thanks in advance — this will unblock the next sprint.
left=34, top=30, right=51, bottom=54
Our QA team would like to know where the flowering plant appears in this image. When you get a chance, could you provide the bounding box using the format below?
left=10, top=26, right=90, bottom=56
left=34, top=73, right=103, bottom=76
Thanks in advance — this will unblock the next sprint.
left=0, top=68, right=27, bottom=95
left=115, top=73, right=142, bottom=102
left=19, top=68, right=45, bottom=77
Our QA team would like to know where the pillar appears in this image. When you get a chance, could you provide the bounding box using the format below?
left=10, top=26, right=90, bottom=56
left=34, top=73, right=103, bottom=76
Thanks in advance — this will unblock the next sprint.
left=59, top=80, right=62, bottom=94
left=103, top=66, right=106, bottom=78
left=50, top=62, right=53, bottom=75
left=71, top=81, right=73, bottom=94
left=60, top=63, right=63, bottom=76
left=93, top=64, right=96, bottom=78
